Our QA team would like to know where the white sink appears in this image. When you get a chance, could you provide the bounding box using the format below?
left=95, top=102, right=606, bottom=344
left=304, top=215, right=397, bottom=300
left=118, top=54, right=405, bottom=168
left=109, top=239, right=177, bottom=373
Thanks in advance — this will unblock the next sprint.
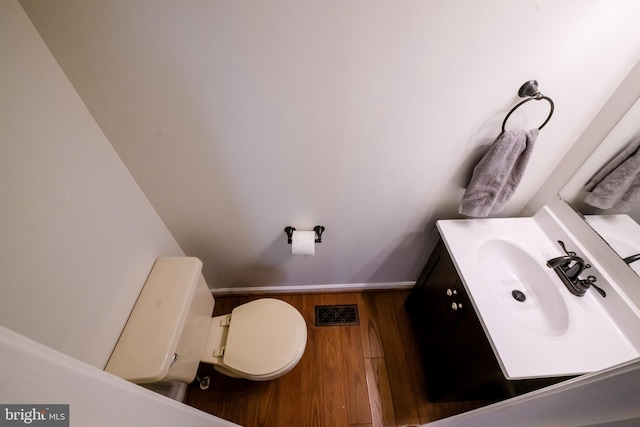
left=477, top=239, right=569, bottom=337
left=437, top=208, right=639, bottom=380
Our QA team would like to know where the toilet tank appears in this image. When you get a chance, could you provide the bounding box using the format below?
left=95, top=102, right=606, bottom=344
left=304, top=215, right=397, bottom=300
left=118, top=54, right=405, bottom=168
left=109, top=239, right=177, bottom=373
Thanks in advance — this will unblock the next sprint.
left=105, top=257, right=215, bottom=384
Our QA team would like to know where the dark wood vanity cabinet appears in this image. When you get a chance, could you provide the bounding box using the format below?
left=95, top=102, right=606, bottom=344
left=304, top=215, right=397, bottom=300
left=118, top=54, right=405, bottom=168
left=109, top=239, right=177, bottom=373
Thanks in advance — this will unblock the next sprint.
left=405, top=238, right=572, bottom=402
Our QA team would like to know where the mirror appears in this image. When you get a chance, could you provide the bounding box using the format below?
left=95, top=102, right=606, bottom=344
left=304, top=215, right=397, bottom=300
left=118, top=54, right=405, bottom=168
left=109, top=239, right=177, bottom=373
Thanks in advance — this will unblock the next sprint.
left=560, top=88, right=640, bottom=276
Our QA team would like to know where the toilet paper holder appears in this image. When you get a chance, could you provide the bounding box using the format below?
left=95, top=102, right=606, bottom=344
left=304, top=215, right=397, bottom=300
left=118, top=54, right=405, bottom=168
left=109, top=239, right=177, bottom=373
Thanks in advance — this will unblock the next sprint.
left=284, top=225, right=325, bottom=244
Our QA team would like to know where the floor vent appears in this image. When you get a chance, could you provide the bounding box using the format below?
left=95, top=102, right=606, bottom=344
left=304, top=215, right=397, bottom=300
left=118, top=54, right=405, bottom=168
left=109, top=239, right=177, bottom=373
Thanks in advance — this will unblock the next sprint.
left=315, top=304, right=360, bottom=326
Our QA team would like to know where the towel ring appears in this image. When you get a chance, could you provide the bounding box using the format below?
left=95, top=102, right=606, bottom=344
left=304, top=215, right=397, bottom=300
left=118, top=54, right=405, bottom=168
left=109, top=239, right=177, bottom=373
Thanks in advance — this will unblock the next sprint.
left=501, top=80, right=554, bottom=134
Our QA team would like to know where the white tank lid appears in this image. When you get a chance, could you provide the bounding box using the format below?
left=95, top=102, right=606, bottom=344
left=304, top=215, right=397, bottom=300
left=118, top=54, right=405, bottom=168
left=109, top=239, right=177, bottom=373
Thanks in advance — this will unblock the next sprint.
left=105, top=257, right=203, bottom=383
left=223, top=299, right=307, bottom=376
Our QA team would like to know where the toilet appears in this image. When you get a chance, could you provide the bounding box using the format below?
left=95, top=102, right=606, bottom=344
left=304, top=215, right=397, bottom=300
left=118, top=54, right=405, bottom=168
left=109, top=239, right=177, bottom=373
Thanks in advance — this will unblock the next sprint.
left=105, top=257, right=307, bottom=384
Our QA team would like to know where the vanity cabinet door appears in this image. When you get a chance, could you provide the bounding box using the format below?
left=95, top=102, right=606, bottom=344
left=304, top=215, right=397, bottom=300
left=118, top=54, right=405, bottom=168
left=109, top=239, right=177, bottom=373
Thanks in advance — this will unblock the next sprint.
left=425, top=279, right=508, bottom=401
left=405, top=239, right=504, bottom=400
left=406, top=238, right=509, bottom=401
left=405, top=239, right=466, bottom=347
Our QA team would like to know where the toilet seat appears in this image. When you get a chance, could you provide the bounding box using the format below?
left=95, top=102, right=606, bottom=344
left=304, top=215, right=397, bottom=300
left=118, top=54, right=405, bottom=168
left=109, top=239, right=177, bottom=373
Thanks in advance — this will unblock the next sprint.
left=223, top=298, right=307, bottom=377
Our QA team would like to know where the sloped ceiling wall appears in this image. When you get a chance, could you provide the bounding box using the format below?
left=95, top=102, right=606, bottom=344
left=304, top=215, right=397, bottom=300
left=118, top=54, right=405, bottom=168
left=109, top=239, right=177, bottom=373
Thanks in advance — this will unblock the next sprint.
left=20, top=0, right=640, bottom=289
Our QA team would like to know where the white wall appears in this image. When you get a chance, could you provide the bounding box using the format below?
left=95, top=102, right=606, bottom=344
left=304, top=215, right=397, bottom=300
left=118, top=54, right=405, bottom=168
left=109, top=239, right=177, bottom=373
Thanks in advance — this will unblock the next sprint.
left=0, top=0, right=183, bottom=368
left=19, top=1, right=640, bottom=290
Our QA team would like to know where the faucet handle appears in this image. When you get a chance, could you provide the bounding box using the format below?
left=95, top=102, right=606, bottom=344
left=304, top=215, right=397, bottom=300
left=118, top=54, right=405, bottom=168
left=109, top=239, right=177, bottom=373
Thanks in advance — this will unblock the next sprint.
left=557, top=240, right=576, bottom=256
left=586, top=275, right=606, bottom=298
left=556, top=240, right=591, bottom=270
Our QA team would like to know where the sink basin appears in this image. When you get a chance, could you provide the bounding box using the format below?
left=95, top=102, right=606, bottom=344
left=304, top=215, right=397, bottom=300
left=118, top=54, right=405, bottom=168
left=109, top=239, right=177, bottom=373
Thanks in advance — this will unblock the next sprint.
left=477, top=239, right=569, bottom=337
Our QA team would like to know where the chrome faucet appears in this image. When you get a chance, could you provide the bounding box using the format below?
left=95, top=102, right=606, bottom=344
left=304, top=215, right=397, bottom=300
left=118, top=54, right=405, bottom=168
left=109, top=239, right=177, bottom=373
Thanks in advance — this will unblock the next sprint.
left=546, top=241, right=606, bottom=298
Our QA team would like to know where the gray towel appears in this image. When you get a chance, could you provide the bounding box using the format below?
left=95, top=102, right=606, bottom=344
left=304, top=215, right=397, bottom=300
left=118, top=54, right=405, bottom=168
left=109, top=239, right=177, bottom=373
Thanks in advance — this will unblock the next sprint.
left=584, top=136, right=640, bottom=212
left=459, top=129, right=538, bottom=217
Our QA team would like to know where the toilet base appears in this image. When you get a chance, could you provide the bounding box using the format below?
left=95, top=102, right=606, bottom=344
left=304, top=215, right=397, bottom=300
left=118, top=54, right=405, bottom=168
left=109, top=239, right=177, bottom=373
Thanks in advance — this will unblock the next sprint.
left=212, top=364, right=241, bottom=378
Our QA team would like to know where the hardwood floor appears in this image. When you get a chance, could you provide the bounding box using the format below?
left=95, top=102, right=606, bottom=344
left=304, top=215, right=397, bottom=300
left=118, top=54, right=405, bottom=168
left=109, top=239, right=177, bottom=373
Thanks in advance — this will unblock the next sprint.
left=185, top=290, right=493, bottom=427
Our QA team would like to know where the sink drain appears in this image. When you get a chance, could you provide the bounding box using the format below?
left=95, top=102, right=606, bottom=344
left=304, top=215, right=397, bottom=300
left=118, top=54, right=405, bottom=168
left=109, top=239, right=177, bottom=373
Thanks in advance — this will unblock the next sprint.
left=512, top=290, right=526, bottom=302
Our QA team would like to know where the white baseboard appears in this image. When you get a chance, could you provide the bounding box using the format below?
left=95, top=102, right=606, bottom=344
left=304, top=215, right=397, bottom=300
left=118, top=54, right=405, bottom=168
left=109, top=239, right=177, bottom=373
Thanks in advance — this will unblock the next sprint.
left=210, top=281, right=415, bottom=295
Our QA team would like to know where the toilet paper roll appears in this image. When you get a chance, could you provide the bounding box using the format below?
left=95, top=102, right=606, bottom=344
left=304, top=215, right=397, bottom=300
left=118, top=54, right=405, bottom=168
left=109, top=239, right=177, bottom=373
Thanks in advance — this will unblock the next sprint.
left=291, top=230, right=316, bottom=255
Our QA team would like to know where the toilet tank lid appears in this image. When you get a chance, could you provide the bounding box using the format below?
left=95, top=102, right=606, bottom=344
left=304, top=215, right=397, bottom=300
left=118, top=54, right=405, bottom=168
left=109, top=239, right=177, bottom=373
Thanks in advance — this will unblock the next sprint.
left=105, top=257, right=203, bottom=383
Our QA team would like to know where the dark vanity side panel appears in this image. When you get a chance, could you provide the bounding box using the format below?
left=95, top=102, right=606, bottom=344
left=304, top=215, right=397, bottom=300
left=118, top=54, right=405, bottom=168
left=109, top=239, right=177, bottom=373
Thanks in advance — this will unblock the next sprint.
left=405, top=240, right=460, bottom=347
left=406, top=238, right=574, bottom=402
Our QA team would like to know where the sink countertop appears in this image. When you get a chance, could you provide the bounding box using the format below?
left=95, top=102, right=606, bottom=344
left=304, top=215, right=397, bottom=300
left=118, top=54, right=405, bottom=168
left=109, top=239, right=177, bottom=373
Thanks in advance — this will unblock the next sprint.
left=437, top=211, right=639, bottom=380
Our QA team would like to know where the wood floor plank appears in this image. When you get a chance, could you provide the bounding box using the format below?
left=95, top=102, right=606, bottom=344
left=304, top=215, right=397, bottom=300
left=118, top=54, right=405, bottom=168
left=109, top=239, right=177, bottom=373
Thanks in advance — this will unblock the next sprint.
left=317, top=292, right=372, bottom=425
left=245, top=380, right=278, bottom=427
left=301, top=294, right=323, bottom=427
left=342, top=324, right=372, bottom=425
left=319, top=293, right=350, bottom=427
left=358, top=292, right=385, bottom=359
left=372, top=292, right=421, bottom=426
left=365, top=358, right=397, bottom=427
left=286, top=293, right=334, bottom=425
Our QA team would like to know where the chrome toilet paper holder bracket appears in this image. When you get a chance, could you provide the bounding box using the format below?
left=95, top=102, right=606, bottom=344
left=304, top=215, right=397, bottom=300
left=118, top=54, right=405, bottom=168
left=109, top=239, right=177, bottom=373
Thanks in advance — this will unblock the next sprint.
left=284, top=225, right=325, bottom=244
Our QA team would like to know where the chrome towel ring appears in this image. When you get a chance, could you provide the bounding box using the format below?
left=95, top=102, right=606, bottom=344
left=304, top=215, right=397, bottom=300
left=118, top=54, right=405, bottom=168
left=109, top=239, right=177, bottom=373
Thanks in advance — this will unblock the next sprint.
left=501, top=80, right=554, bottom=134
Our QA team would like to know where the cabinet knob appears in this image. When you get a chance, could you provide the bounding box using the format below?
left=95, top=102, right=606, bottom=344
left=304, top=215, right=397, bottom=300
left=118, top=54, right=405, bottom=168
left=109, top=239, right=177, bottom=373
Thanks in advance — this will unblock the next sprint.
left=451, top=302, right=463, bottom=310
left=446, top=288, right=458, bottom=296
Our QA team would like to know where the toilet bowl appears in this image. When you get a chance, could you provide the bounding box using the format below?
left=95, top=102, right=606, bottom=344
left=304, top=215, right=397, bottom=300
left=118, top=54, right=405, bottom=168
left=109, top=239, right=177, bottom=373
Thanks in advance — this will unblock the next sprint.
left=104, top=257, right=307, bottom=385
left=201, top=298, right=307, bottom=380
